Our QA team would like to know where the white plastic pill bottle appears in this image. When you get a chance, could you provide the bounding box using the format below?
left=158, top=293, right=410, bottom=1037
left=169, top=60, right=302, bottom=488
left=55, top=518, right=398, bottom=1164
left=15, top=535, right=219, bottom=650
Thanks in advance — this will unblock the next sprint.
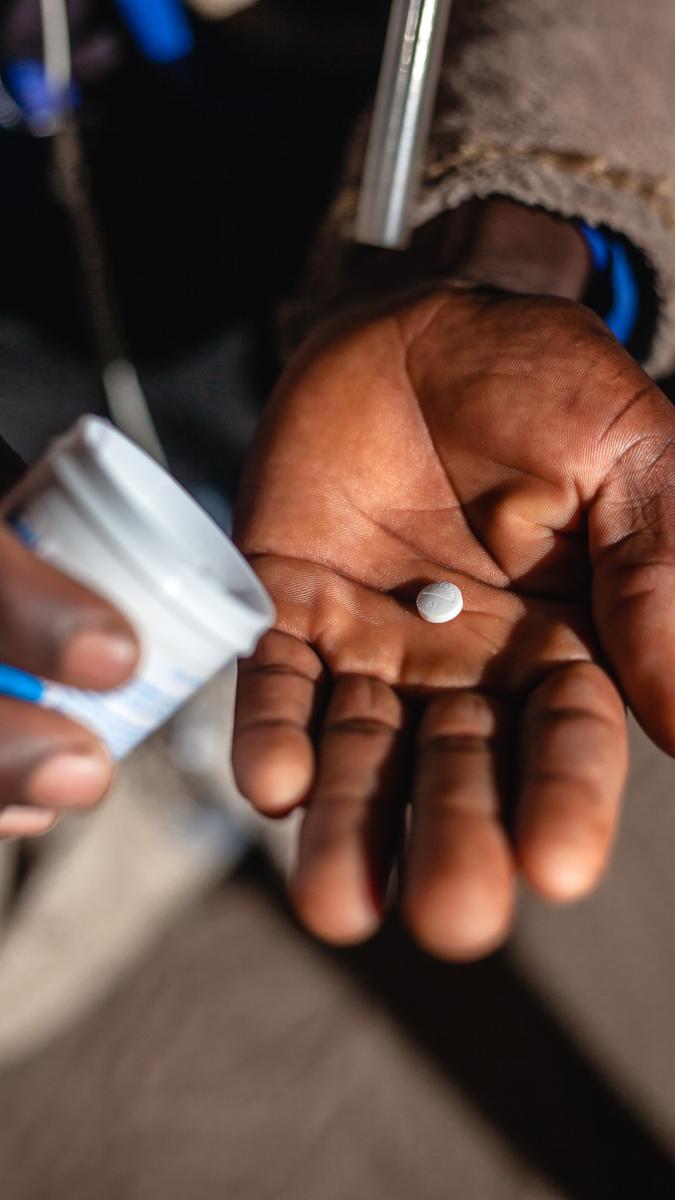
left=0, top=416, right=275, bottom=759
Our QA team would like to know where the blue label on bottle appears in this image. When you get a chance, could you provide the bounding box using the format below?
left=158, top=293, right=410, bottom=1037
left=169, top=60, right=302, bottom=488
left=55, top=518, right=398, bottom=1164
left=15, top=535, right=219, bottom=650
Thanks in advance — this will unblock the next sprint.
left=7, top=510, right=39, bottom=549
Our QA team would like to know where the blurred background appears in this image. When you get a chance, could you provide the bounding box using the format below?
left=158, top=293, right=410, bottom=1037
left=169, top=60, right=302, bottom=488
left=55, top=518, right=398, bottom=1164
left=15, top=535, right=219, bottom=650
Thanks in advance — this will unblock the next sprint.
left=0, top=0, right=389, bottom=492
left=1, top=3, right=675, bottom=1199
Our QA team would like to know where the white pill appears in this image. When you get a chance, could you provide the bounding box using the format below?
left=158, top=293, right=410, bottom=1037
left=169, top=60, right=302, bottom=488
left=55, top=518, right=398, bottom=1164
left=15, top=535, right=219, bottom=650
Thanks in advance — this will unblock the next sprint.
left=416, top=582, right=463, bottom=624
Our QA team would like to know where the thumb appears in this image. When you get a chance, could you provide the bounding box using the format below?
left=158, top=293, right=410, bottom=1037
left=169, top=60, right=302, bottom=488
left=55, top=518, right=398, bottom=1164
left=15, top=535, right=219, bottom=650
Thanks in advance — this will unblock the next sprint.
left=590, top=399, right=675, bottom=754
left=0, top=525, right=139, bottom=690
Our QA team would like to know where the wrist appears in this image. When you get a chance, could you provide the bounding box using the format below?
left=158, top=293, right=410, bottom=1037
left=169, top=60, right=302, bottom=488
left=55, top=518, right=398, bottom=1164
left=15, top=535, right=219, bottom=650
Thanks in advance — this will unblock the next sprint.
left=288, top=197, right=592, bottom=350
left=440, top=197, right=590, bottom=301
left=335, top=198, right=590, bottom=314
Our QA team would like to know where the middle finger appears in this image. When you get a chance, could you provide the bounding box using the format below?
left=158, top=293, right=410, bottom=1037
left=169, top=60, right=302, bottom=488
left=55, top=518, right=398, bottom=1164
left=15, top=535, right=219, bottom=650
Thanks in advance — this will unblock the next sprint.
left=292, top=673, right=409, bottom=945
left=403, top=690, right=515, bottom=960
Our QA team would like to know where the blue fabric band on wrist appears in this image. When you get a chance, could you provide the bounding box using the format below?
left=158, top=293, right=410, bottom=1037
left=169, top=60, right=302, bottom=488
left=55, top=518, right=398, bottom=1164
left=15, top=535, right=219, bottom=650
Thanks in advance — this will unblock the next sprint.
left=576, top=222, right=640, bottom=347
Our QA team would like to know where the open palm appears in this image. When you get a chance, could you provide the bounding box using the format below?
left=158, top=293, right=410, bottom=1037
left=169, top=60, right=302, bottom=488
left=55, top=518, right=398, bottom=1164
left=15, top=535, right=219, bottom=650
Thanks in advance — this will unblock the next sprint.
left=233, top=290, right=675, bottom=958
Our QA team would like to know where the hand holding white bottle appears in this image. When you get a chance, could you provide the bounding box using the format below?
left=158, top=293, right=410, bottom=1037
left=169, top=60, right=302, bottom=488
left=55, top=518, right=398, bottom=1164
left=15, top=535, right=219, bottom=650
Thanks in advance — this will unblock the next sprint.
left=1, top=416, right=275, bottom=760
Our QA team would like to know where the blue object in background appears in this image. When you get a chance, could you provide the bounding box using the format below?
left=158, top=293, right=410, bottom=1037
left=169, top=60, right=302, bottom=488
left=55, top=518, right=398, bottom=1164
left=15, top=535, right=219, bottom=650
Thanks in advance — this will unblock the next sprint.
left=0, top=665, right=45, bottom=704
left=115, top=0, right=195, bottom=64
left=4, top=60, right=79, bottom=130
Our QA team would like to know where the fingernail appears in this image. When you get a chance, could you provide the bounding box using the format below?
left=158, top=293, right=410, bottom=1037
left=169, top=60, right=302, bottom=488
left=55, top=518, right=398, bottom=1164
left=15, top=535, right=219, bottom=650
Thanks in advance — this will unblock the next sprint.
left=64, top=627, right=138, bottom=688
left=0, top=805, right=58, bottom=837
left=27, top=749, right=112, bottom=807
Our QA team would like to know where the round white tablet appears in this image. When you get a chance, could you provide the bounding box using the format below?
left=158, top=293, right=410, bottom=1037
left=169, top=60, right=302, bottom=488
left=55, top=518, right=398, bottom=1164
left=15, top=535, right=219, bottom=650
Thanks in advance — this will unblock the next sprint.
left=416, top=582, right=463, bottom=624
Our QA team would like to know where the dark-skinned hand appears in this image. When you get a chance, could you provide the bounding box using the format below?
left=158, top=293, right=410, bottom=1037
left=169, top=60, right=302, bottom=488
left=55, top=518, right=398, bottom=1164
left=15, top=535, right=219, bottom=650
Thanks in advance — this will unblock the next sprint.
left=0, top=519, right=138, bottom=840
left=233, top=289, right=675, bottom=959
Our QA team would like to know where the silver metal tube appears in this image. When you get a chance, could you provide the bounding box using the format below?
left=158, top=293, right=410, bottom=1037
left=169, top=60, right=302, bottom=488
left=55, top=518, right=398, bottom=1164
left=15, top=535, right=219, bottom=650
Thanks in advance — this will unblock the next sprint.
left=355, top=0, right=452, bottom=250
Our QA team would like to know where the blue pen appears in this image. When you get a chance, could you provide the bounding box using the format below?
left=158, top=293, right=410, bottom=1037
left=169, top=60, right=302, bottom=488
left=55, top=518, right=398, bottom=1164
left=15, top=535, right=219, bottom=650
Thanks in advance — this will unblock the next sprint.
left=0, top=665, right=45, bottom=704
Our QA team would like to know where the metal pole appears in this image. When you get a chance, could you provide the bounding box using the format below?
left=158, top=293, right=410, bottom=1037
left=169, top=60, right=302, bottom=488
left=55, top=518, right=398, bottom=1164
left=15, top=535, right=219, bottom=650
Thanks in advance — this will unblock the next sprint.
left=355, top=0, right=453, bottom=250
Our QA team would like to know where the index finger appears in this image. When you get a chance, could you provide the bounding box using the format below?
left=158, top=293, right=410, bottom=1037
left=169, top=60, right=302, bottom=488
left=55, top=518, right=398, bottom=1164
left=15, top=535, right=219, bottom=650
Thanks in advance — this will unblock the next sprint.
left=233, top=630, right=324, bottom=814
left=0, top=526, right=139, bottom=690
